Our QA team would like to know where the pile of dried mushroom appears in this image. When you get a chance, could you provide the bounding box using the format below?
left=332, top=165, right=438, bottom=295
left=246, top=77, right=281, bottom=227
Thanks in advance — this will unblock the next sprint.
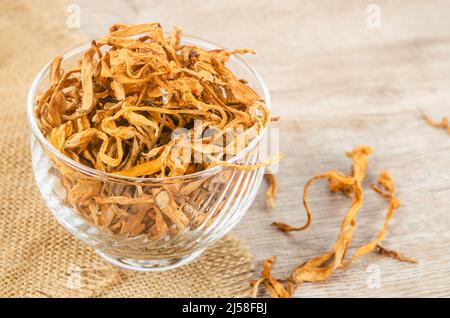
left=34, top=23, right=272, bottom=239
left=36, top=22, right=271, bottom=177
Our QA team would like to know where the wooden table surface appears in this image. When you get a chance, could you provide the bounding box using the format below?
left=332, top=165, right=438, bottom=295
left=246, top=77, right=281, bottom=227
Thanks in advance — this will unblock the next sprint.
left=50, top=0, right=450, bottom=297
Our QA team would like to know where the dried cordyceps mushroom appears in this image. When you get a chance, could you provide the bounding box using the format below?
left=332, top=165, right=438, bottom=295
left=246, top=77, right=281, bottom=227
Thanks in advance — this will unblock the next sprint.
left=35, top=23, right=274, bottom=240
left=264, top=173, right=277, bottom=210
left=272, top=146, right=372, bottom=233
left=422, top=112, right=450, bottom=133
left=374, top=245, right=417, bottom=264
left=253, top=146, right=416, bottom=298
left=251, top=256, right=293, bottom=298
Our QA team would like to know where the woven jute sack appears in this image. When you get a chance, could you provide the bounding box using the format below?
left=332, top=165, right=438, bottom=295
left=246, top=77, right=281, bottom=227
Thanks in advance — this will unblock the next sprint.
left=0, top=0, right=253, bottom=298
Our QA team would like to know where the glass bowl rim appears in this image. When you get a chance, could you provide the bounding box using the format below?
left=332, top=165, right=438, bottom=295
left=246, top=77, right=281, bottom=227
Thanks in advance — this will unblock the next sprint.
left=27, top=34, right=272, bottom=183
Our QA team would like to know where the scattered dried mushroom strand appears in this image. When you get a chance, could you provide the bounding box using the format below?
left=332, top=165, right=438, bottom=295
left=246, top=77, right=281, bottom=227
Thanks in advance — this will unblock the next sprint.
left=254, top=146, right=416, bottom=298
left=422, top=111, right=450, bottom=134
left=35, top=22, right=273, bottom=178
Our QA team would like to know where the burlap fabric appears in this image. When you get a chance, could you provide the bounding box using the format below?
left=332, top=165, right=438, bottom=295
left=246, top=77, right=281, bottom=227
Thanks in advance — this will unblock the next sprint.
left=0, top=0, right=254, bottom=298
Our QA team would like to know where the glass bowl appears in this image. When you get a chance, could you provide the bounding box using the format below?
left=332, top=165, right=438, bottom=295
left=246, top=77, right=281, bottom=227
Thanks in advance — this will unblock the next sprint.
left=27, top=35, right=271, bottom=271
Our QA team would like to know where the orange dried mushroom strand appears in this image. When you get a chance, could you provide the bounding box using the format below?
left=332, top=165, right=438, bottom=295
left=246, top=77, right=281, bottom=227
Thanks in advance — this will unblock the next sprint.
left=253, top=146, right=416, bottom=298
left=251, top=256, right=293, bottom=298
left=264, top=173, right=277, bottom=210
left=374, top=245, right=417, bottom=264
left=422, top=112, right=450, bottom=133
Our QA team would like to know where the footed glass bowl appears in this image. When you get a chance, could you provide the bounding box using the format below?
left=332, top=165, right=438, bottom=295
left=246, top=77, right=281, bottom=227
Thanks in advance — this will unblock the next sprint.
left=27, top=36, right=270, bottom=271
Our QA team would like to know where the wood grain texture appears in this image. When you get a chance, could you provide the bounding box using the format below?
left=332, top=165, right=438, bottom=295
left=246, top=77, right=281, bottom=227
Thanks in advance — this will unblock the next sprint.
left=61, top=0, right=450, bottom=297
